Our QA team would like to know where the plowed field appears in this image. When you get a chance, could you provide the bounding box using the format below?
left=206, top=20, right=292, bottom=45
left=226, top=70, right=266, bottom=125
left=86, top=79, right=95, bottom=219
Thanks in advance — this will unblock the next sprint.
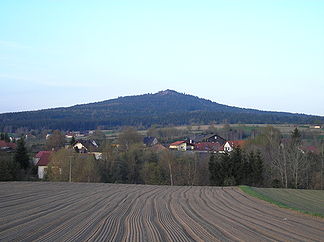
left=0, top=182, right=323, bottom=241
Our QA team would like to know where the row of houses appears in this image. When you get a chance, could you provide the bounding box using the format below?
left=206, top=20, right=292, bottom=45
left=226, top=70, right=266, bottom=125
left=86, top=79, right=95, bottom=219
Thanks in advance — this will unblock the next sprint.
left=168, top=134, right=246, bottom=153
left=10, top=133, right=322, bottom=180
left=34, top=140, right=103, bottom=179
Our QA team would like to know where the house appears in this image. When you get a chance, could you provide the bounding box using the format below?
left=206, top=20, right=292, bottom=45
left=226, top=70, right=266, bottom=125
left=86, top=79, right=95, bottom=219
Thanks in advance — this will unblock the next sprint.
left=223, top=140, right=246, bottom=152
left=194, top=142, right=223, bottom=153
left=143, top=136, right=158, bottom=147
left=72, top=140, right=103, bottom=160
left=188, top=134, right=226, bottom=145
left=203, top=134, right=226, bottom=145
left=34, top=151, right=52, bottom=179
left=0, top=140, right=16, bottom=151
left=73, top=140, right=99, bottom=153
left=169, top=141, right=194, bottom=151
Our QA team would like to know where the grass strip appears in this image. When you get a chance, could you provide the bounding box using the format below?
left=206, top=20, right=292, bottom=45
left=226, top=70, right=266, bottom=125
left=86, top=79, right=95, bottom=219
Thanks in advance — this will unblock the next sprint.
left=239, top=185, right=324, bottom=218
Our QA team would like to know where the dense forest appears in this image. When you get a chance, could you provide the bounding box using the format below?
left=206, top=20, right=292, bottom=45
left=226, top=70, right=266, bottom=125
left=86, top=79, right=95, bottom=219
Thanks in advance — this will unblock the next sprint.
left=1, top=90, right=323, bottom=132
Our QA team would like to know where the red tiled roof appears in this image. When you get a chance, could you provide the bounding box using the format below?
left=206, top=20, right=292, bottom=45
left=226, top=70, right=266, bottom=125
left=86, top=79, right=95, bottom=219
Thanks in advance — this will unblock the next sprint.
left=35, top=151, right=52, bottom=166
left=194, top=142, right=222, bottom=151
left=170, top=141, right=186, bottom=146
left=0, top=140, right=16, bottom=149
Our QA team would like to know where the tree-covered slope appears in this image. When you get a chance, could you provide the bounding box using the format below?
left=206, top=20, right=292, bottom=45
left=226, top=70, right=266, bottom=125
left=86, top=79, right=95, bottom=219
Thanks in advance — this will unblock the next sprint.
left=0, top=90, right=323, bottom=131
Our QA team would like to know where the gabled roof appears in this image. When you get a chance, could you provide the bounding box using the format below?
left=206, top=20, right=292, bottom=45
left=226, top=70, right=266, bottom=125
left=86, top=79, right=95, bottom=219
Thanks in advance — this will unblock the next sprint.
left=0, top=140, right=17, bottom=149
left=188, top=134, right=226, bottom=143
left=143, top=136, right=157, bottom=146
left=170, top=141, right=186, bottom=146
left=170, top=141, right=194, bottom=147
left=35, top=151, right=52, bottom=166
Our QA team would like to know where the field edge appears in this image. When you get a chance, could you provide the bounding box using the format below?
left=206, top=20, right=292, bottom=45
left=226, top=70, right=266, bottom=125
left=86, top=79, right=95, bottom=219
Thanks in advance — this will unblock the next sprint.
left=239, top=185, right=324, bottom=219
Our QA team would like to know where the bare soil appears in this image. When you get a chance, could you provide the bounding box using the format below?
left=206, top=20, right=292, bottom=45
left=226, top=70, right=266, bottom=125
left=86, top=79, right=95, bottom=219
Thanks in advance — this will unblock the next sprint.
left=0, top=182, right=323, bottom=241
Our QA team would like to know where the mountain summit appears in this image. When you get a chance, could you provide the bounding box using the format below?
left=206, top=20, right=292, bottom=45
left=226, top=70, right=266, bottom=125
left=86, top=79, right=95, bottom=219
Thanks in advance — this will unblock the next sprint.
left=0, top=90, right=322, bottom=131
left=156, top=89, right=180, bottom=96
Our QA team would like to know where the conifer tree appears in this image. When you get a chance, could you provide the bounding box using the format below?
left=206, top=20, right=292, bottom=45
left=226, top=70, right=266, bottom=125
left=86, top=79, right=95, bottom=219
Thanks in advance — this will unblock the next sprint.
left=14, top=138, right=29, bottom=170
left=231, top=147, right=244, bottom=185
left=250, top=151, right=264, bottom=186
left=209, top=154, right=224, bottom=186
left=291, top=128, right=302, bottom=146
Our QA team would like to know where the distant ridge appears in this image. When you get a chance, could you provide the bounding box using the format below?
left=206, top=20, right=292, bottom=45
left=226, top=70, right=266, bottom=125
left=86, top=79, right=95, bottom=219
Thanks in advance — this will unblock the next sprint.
left=0, top=90, right=323, bottom=131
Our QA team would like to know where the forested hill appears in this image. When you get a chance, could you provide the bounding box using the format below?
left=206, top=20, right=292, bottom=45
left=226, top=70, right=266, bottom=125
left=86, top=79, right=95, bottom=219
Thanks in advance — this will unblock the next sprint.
left=1, top=90, right=323, bottom=131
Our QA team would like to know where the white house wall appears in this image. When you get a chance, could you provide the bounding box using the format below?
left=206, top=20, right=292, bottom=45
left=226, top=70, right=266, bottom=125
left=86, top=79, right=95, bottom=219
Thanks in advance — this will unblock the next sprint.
left=38, top=166, right=47, bottom=179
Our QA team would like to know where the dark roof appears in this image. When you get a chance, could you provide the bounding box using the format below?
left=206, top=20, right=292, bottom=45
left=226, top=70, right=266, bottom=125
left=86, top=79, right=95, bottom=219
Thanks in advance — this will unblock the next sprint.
left=35, top=151, right=52, bottom=166
left=203, top=134, right=226, bottom=142
left=188, top=134, right=226, bottom=144
left=143, top=136, right=157, bottom=146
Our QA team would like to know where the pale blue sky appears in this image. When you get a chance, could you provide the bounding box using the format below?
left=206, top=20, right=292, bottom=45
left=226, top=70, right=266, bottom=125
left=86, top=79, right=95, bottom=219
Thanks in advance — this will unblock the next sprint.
left=1, top=0, right=323, bottom=115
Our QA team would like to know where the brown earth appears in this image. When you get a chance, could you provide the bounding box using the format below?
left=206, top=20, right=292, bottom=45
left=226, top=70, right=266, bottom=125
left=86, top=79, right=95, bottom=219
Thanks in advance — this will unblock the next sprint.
left=0, top=182, right=323, bottom=241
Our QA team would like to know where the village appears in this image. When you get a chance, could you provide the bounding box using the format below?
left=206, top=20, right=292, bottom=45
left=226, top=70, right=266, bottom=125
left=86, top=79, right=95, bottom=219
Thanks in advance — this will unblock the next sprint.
left=1, top=130, right=245, bottom=180
left=1, top=123, right=322, bottom=187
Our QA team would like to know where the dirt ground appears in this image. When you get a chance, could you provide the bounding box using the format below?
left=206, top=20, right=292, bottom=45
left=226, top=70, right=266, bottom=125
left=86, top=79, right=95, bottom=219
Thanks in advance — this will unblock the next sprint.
left=0, top=182, right=323, bottom=241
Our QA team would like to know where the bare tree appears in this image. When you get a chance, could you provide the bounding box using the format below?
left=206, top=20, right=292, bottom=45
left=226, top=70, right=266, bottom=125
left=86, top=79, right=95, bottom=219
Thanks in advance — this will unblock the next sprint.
left=160, top=150, right=174, bottom=186
left=46, top=130, right=65, bottom=150
left=117, top=127, right=142, bottom=151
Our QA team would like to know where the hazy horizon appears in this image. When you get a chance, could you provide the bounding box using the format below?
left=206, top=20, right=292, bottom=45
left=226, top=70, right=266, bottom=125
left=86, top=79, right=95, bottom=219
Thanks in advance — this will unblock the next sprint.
left=1, top=1, right=323, bottom=116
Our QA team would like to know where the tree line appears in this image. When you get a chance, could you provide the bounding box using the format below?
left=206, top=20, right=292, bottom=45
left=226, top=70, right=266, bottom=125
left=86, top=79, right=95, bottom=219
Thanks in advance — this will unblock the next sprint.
left=209, top=148, right=263, bottom=186
left=0, top=138, right=33, bottom=181
left=1, top=126, right=323, bottom=190
left=247, top=127, right=324, bottom=189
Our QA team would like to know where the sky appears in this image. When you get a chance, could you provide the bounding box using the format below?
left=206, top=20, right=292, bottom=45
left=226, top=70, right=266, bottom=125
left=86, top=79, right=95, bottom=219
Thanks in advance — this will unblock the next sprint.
left=1, top=0, right=323, bottom=116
